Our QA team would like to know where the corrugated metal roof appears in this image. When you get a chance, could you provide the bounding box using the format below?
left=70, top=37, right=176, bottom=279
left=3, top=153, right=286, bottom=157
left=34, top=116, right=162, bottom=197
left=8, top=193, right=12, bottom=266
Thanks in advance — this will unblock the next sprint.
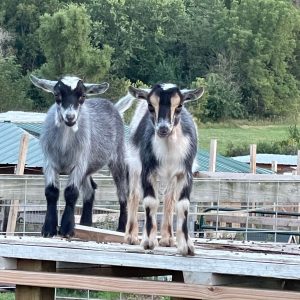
left=16, top=122, right=43, bottom=137
left=233, top=154, right=297, bottom=166
left=0, top=111, right=46, bottom=122
left=0, top=122, right=44, bottom=168
left=0, top=121, right=272, bottom=174
left=197, top=150, right=272, bottom=174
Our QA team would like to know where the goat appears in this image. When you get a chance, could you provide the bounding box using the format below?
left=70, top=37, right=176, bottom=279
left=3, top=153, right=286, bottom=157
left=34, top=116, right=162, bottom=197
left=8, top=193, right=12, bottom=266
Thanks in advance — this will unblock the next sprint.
left=122, top=83, right=204, bottom=256
left=30, top=75, right=129, bottom=237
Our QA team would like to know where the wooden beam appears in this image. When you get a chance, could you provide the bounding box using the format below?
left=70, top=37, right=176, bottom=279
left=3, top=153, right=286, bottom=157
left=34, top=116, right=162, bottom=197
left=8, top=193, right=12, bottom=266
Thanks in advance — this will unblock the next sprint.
left=74, top=225, right=125, bottom=243
left=1, top=236, right=300, bottom=280
left=209, top=139, right=217, bottom=172
left=6, top=133, right=29, bottom=236
left=5, top=200, right=19, bottom=236
left=15, top=133, right=29, bottom=175
left=15, top=259, right=56, bottom=300
left=0, top=270, right=300, bottom=300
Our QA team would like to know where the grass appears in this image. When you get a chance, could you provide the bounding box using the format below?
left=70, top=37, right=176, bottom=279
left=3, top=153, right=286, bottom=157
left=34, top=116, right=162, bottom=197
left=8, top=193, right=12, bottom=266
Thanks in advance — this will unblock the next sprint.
left=198, top=121, right=293, bottom=155
left=0, top=293, right=14, bottom=300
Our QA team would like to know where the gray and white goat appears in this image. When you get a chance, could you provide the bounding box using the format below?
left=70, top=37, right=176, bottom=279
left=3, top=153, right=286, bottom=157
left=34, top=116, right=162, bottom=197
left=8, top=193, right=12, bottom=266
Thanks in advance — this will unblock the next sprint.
left=123, top=84, right=204, bottom=256
left=30, top=75, right=129, bottom=237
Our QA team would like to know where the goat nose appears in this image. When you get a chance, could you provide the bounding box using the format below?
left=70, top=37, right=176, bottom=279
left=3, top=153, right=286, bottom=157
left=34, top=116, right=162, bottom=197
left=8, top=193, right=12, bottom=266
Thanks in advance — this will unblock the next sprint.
left=157, top=125, right=170, bottom=137
left=66, top=113, right=75, bottom=121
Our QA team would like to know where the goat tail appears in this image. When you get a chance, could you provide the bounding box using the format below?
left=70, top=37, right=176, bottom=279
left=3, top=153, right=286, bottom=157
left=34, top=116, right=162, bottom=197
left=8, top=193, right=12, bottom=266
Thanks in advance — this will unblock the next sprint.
left=114, top=93, right=136, bottom=115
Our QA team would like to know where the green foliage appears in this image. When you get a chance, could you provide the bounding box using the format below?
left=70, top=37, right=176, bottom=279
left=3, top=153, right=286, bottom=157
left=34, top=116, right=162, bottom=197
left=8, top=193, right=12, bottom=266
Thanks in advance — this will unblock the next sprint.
left=0, top=56, right=32, bottom=112
left=0, top=0, right=300, bottom=119
left=38, top=4, right=112, bottom=81
left=0, top=0, right=63, bottom=72
left=0, top=292, right=14, bottom=300
left=225, top=0, right=300, bottom=117
left=87, top=0, right=188, bottom=84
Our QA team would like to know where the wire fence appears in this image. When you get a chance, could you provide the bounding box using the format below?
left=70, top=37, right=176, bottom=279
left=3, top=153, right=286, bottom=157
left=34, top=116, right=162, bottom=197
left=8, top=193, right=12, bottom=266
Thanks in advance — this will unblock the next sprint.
left=0, top=175, right=300, bottom=242
left=0, top=175, right=300, bottom=299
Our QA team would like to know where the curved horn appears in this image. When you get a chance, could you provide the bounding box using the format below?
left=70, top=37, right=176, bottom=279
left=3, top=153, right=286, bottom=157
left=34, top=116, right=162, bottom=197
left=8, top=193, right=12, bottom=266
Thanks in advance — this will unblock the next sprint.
left=30, top=75, right=57, bottom=93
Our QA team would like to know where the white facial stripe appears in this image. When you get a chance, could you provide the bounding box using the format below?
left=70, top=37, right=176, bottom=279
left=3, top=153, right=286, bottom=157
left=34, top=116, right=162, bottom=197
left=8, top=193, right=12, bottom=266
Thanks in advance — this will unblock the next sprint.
left=61, top=76, right=82, bottom=90
left=156, top=120, right=172, bottom=131
left=161, top=83, right=177, bottom=90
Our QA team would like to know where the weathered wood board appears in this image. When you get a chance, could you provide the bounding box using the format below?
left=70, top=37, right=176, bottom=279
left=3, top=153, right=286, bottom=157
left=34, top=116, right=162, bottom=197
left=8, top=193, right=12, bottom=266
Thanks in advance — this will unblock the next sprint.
left=0, top=236, right=300, bottom=280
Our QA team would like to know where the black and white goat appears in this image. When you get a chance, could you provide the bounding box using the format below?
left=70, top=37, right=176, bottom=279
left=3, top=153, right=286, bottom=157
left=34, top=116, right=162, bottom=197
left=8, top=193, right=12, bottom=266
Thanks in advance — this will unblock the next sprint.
left=123, top=83, right=204, bottom=256
left=30, top=75, right=129, bottom=237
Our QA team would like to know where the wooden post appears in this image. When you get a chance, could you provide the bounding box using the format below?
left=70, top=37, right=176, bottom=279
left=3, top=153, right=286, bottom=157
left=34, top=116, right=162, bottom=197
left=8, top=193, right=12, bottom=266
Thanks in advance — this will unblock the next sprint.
left=6, top=133, right=29, bottom=235
left=271, top=161, right=277, bottom=173
left=297, top=150, right=300, bottom=175
left=15, top=133, right=29, bottom=176
left=209, top=139, right=217, bottom=172
left=15, top=259, right=56, bottom=300
left=250, top=144, right=256, bottom=174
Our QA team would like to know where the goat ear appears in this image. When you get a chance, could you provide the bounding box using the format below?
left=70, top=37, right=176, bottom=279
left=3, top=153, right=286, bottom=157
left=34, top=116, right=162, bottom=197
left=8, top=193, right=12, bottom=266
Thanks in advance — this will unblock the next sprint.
left=128, top=86, right=149, bottom=100
left=85, top=82, right=109, bottom=95
left=30, top=75, right=57, bottom=93
left=182, top=87, right=205, bottom=103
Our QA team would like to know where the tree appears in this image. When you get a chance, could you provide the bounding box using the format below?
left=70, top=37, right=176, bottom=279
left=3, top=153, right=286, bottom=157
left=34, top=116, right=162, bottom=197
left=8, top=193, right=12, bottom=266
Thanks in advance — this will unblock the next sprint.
left=87, top=0, right=188, bottom=84
left=225, top=0, right=300, bottom=117
left=37, top=4, right=112, bottom=82
left=0, top=56, right=32, bottom=112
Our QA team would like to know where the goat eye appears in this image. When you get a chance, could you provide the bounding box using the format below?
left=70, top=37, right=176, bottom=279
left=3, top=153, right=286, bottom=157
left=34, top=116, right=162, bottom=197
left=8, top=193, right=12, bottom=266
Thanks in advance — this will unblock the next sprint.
left=54, top=93, right=62, bottom=103
left=148, top=104, right=155, bottom=113
left=79, top=94, right=86, bottom=104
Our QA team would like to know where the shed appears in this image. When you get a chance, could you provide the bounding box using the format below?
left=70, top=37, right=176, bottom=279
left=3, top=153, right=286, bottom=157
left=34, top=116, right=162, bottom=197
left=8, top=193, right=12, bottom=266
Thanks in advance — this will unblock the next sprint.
left=232, top=154, right=297, bottom=174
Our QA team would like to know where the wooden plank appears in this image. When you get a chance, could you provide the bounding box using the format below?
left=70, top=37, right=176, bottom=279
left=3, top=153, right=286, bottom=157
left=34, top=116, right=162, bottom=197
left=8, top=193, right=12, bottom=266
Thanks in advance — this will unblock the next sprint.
left=15, top=259, right=55, bottom=300
left=194, top=239, right=300, bottom=255
left=209, top=139, right=217, bottom=172
left=6, top=133, right=29, bottom=236
left=0, top=270, right=300, bottom=300
left=74, top=225, right=125, bottom=243
left=250, top=144, right=257, bottom=174
left=5, top=200, right=19, bottom=236
left=15, top=133, right=29, bottom=176
left=0, top=236, right=300, bottom=280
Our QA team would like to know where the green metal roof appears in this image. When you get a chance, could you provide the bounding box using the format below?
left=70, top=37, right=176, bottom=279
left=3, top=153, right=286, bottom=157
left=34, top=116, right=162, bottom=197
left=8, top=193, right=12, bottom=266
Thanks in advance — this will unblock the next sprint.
left=0, top=122, right=272, bottom=174
left=16, top=122, right=43, bottom=137
left=0, top=122, right=43, bottom=168
left=196, top=150, right=272, bottom=174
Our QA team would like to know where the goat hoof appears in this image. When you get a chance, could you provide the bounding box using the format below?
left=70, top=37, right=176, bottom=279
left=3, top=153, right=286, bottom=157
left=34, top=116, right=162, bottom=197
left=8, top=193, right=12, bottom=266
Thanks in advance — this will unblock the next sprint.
left=159, top=237, right=175, bottom=247
left=124, top=234, right=139, bottom=245
left=41, top=227, right=57, bottom=238
left=41, top=220, right=57, bottom=237
left=177, top=239, right=195, bottom=256
left=141, top=238, right=158, bottom=250
left=116, top=225, right=126, bottom=233
left=58, top=228, right=75, bottom=238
